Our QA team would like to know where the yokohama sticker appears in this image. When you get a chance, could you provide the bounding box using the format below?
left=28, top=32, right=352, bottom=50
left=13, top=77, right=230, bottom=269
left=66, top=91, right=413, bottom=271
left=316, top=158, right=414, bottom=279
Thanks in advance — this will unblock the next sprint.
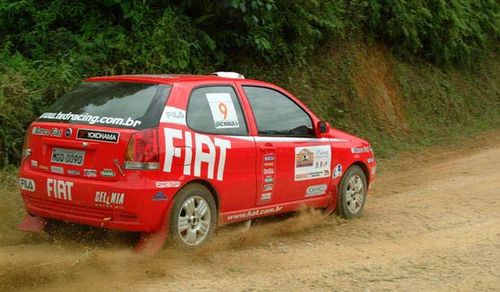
left=77, top=129, right=119, bottom=143
left=294, top=145, right=331, bottom=181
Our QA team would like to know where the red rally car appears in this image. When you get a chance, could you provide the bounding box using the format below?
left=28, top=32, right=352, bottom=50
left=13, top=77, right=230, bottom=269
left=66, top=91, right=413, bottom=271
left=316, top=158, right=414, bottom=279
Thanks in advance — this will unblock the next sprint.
left=18, top=72, right=376, bottom=251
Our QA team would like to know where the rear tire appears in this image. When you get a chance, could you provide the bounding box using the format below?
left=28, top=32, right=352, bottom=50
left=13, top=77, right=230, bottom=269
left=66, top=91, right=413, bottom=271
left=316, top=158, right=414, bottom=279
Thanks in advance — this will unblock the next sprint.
left=169, top=184, right=217, bottom=248
left=336, top=165, right=367, bottom=218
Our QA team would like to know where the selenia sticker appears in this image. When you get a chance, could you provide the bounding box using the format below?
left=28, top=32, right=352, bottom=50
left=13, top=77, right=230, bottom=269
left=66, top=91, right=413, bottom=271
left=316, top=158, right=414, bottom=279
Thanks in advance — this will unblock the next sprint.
left=206, top=93, right=239, bottom=129
left=295, top=145, right=331, bottom=181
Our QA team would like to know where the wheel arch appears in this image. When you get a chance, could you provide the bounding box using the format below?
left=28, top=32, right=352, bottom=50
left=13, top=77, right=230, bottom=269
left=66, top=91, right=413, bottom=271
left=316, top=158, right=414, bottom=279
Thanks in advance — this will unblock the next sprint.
left=180, top=179, right=220, bottom=211
left=350, top=161, right=370, bottom=185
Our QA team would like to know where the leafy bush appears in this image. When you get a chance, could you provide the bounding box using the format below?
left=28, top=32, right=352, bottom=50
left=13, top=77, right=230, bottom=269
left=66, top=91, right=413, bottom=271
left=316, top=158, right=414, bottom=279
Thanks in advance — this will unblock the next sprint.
left=359, top=0, right=499, bottom=64
left=0, top=0, right=498, bottom=166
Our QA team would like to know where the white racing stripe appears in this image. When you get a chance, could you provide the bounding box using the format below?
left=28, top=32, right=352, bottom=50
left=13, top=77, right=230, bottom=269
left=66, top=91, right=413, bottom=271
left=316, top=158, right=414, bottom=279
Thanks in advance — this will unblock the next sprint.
left=225, top=136, right=347, bottom=143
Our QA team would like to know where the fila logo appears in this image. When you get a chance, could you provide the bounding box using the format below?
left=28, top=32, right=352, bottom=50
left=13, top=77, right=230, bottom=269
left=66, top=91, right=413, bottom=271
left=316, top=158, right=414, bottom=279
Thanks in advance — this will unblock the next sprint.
left=163, top=128, right=231, bottom=181
left=19, top=177, right=36, bottom=192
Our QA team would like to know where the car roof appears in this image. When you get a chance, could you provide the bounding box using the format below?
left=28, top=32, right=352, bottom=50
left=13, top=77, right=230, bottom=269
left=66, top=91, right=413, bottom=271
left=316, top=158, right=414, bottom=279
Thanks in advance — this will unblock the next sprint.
left=84, top=74, right=273, bottom=87
left=84, top=73, right=319, bottom=122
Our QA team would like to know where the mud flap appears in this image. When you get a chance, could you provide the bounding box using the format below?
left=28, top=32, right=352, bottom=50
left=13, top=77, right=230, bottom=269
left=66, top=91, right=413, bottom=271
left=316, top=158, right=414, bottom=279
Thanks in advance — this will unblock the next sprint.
left=18, top=214, right=47, bottom=233
left=134, top=208, right=171, bottom=256
left=134, top=229, right=168, bottom=256
left=323, top=188, right=338, bottom=215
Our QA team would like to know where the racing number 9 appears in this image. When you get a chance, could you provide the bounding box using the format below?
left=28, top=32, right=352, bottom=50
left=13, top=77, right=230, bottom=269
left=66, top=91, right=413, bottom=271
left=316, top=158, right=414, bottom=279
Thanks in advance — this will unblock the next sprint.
left=218, top=102, right=228, bottom=120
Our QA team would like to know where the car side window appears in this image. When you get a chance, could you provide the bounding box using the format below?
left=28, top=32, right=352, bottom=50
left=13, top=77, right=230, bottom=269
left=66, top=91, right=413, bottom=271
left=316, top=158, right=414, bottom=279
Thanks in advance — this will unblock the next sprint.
left=243, top=86, right=314, bottom=137
left=187, top=86, right=248, bottom=135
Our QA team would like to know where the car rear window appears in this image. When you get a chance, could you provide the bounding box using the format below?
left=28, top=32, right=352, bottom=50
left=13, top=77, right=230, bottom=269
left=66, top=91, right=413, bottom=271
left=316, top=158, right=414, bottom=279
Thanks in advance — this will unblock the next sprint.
left=38, top=82, right=171, bottom=129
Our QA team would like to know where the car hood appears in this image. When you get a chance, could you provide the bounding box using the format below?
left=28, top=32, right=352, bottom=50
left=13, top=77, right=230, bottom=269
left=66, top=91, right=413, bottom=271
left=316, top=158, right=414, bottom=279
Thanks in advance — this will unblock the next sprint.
left=328, top=128, right=370, bottom=145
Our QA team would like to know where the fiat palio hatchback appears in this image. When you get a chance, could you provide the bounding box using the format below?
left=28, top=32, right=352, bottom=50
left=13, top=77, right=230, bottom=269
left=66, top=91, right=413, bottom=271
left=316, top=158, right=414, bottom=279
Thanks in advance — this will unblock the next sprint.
left=18, top=72, right=376, bottom=252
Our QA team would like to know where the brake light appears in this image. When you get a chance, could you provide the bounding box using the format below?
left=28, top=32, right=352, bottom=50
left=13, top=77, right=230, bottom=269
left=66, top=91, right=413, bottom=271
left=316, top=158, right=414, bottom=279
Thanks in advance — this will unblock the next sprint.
left=124, top=128, right=160, bottom=170
left=21, top=126, right=32, bottom=161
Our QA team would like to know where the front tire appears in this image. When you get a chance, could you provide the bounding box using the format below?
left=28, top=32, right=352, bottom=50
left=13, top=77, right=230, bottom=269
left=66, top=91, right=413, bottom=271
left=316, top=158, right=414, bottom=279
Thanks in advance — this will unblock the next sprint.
left=336, top=165, right=367, bottom=218
left=169, top=184, right=217, bottom=248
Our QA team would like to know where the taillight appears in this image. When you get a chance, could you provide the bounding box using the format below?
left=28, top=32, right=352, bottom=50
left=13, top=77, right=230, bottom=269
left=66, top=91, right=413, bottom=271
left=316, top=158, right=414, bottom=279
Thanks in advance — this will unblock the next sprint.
left=124, top=128, right=160, bottom=170
left=21, top=126, right=32, bottom=161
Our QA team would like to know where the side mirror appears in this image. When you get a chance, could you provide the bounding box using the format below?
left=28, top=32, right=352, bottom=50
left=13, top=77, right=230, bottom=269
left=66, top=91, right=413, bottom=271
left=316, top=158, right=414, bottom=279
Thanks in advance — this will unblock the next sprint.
left=318, top=121, right=330, bottom=134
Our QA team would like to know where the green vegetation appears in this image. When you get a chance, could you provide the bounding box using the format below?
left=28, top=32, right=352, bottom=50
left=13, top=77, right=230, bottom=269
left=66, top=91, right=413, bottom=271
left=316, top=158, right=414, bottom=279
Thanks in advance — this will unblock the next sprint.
left=1, top=0, right=499, bottom=166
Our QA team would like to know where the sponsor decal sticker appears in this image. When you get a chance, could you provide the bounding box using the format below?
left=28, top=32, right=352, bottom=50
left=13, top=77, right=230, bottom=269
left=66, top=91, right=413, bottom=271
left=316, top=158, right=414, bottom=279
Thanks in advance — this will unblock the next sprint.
left=367, top=157, right=375, bottom=164
left=50, top=166, right=64, bottom=174
left=84, top=169, right=97, bottom=177
left=160, top=106, right=186, bottom=125
left=306, top=184, right=328, bottom=197
left=32, top=127, right=62, bottom=137
left=260, top=192, right=272, bottom=202
left=156, top=181, right=181, bottom=188
left=333, top=164, right=343, bottom=178
left=261, top=154, right=275, bottom=202
left=31, top=160, right=38, bottom=168
left=263, top=168, right=274, bottom=175
left=152, top=192, right=168, bottom=201
left=264, top=154, right=275, bottom=162
left=39, top=112, right=142, bottom=128
left=351, top=146, right=371, bottom=154
left=206, top=93, right=239, bottom=129
left=227, top=206, right=283, bottom=221
left=39, top=165, right=49, bottom=170
left=294, top=145, right=331, bottom=181
left=19, top=177, right=35, bottom=192
left=100, top=169, right=116, bottom=178
left=47, top=178, right=73, bottom=200
left=67, top=169, right=81, bottom=176
left=95, top=191, right=125, bottom=208
left=77, top=129, right=119, bottom=143
left=263, top=184, right=273, bottom=191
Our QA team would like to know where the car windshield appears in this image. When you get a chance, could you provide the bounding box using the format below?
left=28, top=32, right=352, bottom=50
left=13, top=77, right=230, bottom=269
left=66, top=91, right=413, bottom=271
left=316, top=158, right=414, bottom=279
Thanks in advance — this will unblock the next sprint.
left=38, top=82, right=171, bottom=129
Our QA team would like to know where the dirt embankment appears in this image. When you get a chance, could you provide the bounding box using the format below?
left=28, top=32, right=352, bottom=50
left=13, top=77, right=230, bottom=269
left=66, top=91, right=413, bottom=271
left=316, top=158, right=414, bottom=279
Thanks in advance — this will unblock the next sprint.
left=1, top=131, right=500, bottom=291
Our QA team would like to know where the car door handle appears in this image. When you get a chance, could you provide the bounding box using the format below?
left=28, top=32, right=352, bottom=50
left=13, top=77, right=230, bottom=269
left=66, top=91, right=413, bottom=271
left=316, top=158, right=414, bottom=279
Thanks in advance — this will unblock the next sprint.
left=260, top=143, right=276, bottom=151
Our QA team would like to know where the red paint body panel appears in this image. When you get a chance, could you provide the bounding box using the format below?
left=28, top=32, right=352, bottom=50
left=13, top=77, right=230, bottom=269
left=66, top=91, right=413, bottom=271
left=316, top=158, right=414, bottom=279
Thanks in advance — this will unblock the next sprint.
left=18, top=74, right=376, bottom=234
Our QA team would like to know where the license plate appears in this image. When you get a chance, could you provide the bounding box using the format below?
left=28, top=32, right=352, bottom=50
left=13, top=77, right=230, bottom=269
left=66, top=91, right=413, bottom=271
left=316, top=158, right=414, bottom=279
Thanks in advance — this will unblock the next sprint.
left=51, top=148, right=85, bottom=166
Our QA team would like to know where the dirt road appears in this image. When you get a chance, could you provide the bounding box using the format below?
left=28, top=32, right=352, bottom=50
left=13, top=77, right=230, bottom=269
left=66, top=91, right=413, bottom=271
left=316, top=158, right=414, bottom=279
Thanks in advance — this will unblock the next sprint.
left=1, top=133, right=500, bottom=291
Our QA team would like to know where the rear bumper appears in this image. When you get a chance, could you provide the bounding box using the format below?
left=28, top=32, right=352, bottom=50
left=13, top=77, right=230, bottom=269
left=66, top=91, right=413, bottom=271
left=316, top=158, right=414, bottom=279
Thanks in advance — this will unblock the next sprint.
left=19, top=165, right=176, bottom=232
